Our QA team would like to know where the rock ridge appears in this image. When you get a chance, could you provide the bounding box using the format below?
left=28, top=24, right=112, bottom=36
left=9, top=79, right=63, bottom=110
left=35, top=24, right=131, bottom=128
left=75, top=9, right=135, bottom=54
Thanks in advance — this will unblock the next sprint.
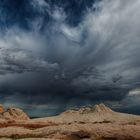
left=61, top=103, right=113, bottom=115
left=0, top=105, right=30, bottom=120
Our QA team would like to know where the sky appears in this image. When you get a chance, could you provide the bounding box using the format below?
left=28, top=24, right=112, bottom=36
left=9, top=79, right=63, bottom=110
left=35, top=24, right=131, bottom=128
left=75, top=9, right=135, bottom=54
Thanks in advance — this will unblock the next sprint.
left=0, top=0, right=140, bottom=117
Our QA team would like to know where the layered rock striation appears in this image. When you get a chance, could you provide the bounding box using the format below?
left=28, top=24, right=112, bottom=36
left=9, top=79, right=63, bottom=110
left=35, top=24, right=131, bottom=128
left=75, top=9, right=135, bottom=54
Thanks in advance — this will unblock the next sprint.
left=61, top=103, right=113, bottom=115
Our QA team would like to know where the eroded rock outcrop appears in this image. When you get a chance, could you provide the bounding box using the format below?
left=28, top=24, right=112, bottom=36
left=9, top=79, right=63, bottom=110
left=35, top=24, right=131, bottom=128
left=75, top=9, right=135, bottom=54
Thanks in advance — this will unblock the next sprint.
left=0, top=104, right=139, bottom=140
left=2, top=108, right=30, bottom=120
left=0, top=104, right=4, bottom=113
left=0, top=106, right=30, bottom=120
left=93, top=103, right=113, bottom=113
left=61, top=103, right=113, bottom=115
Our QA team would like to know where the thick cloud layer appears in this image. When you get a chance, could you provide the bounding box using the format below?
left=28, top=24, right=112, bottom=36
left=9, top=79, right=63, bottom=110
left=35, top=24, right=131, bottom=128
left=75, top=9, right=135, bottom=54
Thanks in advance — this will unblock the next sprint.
left=0, top=0, right=140, bottom=116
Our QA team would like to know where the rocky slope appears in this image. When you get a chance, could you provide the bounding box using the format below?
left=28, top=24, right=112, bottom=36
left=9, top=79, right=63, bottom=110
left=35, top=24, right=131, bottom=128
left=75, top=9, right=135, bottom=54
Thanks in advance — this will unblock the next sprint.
left=60, top=103, right=113, bottom=115
left=0, top=104, right=140, bottom=140
left=0, top=105, right=29, bottom=120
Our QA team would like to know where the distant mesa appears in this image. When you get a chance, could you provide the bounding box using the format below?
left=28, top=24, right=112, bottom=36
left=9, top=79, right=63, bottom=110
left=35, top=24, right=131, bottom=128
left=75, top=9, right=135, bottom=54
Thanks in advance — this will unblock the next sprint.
left=61, top=103, right=113, bottom=115
left=0, top=105, right=30, bottom=120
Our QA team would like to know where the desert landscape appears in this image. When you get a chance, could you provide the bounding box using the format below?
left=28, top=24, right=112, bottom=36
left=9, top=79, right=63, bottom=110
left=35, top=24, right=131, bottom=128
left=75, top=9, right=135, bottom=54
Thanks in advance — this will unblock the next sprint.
left=0, top=104, right=139, bottom=140
left=1, top=0, right=140, bottom=140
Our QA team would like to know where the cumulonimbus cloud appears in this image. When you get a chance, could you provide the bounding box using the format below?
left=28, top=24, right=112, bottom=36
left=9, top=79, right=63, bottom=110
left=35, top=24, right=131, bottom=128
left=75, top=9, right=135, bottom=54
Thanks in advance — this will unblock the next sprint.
left=0, top=0, right=140, bottom=116
left=0, top=29, right=58, bottom=75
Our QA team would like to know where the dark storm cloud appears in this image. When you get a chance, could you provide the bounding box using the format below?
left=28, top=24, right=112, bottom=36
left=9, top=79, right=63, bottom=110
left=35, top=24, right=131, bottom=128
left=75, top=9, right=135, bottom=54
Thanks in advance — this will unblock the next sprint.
left=0, top=47, right=58, bottom=74
left=0, top=0, right=140, bottom=116
left=0, top=31, right=58, bottom=74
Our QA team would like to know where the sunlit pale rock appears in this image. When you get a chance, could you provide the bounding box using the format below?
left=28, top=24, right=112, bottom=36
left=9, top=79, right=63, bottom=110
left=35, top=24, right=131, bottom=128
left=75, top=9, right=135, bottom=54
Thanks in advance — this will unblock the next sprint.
left=1, top=107, right=30, bottom=120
